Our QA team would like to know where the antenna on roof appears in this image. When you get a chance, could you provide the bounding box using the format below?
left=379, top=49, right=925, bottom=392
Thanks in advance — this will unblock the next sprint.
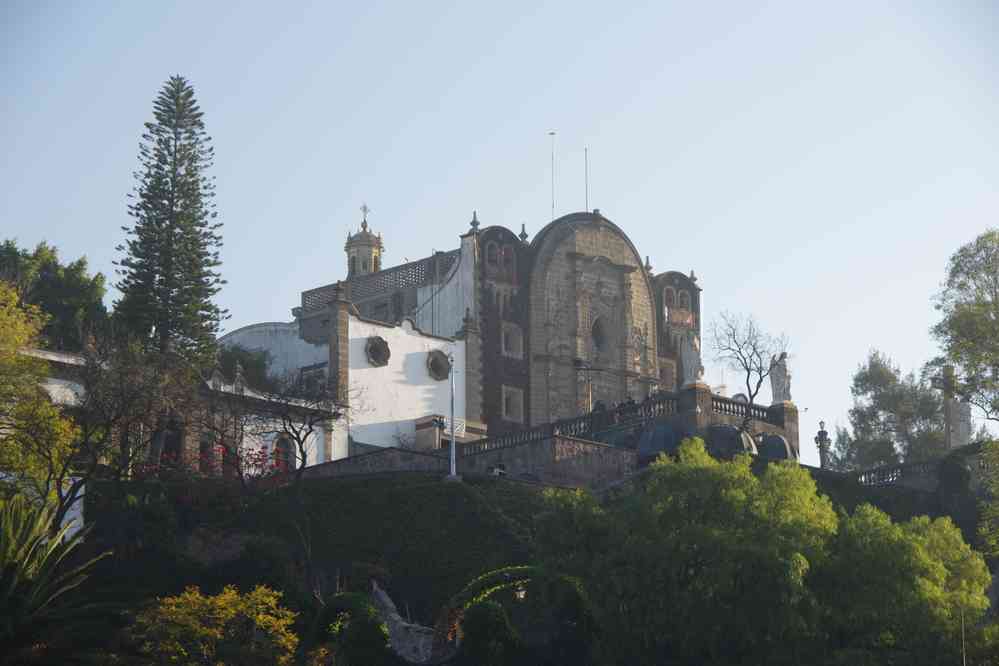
left=584, top=146, right=589, bottom=212
left=548, top=130, right=556, bottom=221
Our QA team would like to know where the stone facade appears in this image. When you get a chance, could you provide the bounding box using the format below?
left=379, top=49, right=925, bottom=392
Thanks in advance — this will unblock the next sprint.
left=282, top=210, right=704, bottom=442
left=526, top=213, right=659, bottom=426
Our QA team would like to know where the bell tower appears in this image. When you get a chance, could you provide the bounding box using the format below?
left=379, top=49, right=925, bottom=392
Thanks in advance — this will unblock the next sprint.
left=345, top=204, right=383, bottom=277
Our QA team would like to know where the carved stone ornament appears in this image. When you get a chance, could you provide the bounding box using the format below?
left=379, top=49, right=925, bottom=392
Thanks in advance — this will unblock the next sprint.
left=365, top=336, right=391, bottom=367
left=427, top=349, right=451, bottom=381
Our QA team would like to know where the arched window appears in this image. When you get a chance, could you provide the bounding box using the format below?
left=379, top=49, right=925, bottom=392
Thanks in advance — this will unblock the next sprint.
left=274, top=436, right=293, bottom=473
left=502, top=245, right=516, bottom=273
left=663, top=287, right=676, bottom=307
left=374, top=255, right=381, bottom=272
left=362, top=259, right=369, bottom=273
left=678, top=290, right=691, bottom=309
left=486, top=242, right=499, bottom=267
left=349, top=255, right=357, bottom=276
left=592, top=317, right=608, bottom=353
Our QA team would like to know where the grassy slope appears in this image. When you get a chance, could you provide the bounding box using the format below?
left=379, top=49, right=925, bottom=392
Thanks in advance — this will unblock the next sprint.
left=248, top=474, right=549, bottom=622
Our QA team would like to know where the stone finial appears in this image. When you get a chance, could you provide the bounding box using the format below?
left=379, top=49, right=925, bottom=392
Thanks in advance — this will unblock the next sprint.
left=519, top=223, right=529, bottom=243
left=458, top=306, right=479, bottom=335
left=689, top=269, right=698, bottom=283
left=470, top=210, right=479, bottom=231
left=644, top=255, right=653, bottom=273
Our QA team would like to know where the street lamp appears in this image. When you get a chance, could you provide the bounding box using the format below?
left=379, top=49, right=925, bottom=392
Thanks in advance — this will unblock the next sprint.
left=446, top=351, right=459, bottom=480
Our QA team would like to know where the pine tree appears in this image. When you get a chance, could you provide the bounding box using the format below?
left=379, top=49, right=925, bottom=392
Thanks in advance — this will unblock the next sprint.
left=115, top=75, right=227, bottom=363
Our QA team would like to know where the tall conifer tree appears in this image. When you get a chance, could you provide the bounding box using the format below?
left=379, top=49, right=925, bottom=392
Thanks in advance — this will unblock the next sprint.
left=115, top=75, right=226, bottom=363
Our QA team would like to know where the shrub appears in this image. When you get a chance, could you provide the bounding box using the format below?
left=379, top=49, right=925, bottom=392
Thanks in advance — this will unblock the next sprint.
left=130, top=585, right=298, bottom=665
left=197, top=535, right=302, bottom=604
left=459, top=600, right=521, bottom=666
left=314, top=592, right=392, bottom=666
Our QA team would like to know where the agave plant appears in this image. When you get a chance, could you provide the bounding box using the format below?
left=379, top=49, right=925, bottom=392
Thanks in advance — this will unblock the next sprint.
left=0, top=494, right=110, bottom=649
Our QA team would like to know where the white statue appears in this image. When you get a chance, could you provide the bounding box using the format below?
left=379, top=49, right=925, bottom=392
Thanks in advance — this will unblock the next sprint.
left=770, top=352, right=791, bottom=403
left=679, top=331, right=704, bottom=386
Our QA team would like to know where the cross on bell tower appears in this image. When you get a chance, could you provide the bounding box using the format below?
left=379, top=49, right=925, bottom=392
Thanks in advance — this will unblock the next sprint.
left=345, top=202, right=383, bottom=277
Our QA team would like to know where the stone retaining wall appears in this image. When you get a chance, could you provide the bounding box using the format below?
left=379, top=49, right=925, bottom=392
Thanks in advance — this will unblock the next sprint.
left=302, top=447, right=448, bottom=479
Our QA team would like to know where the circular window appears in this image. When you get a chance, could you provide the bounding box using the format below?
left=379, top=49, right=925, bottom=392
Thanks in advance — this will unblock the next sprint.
left=427, top=349, right=451, bottom=381
left=365, top=336, right=391, bottom=367
left=592, top=318, right=608, bottom=353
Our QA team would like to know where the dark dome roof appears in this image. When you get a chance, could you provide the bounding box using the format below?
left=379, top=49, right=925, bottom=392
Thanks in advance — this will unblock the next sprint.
left=705, top=425, right=758, bottom=458
left=346, top=220, right=383, bottom=248
left=758, top=433, right=794, bottom=461
left=637, top=422, right=687, bottom=464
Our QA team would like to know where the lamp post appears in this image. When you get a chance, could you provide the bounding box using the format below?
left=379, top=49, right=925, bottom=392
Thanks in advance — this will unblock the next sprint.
left=815, top=421, right=831, bottom=469
left=448, top=351, right=459, bottom=480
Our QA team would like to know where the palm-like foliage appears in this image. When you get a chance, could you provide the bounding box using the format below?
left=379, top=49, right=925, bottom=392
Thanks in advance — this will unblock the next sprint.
left=0, top=495, right=110, bottom=649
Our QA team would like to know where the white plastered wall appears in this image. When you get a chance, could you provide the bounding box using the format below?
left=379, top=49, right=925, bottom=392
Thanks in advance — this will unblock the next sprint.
left=345, top=315, right=465, bottom=449
left=413, top=234, right=477, bottom=338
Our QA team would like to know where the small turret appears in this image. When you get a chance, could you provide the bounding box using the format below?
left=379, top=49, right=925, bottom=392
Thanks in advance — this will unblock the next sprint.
left=345, top=204, right=384, bottom=277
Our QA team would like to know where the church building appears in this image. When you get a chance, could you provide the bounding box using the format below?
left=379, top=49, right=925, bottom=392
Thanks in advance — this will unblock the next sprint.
left=222, top=209, right=711, bottom=456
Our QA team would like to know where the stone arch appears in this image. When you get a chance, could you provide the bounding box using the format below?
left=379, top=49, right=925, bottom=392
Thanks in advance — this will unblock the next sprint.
left=485, top=241, right=499, bottom=267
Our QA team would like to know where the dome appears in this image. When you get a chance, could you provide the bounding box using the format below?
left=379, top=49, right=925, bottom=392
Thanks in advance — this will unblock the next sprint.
left=345, top=220, right=383, bottom=250
left=705, top=425, right=758, bottom=458
left=637, top=422, right=685, bottom=465
left=758, top=433, right=794, bottom=461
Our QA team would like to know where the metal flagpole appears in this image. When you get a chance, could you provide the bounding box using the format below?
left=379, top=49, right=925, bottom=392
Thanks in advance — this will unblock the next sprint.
left=548, top=130, right=556, bottom=220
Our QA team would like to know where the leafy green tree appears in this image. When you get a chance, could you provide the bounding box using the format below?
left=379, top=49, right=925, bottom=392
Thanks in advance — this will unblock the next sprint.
left=976, top=440, right=999, bottom=559
left=828, top=424, right=899, bottom=471
left=0, top=282, right=79, bottom=513
left=536, top=438, right=991, bottom=665
left=0, top=240, right=107, bottom=351
left=0, top=283, right=199, bottom=532
left=218, top=344, right=275, bottom=392
left=830, top=350, right=945, bottom=470
left=0, top=495, right=110, bottom=658
left=115, top=75, right=227, bottom=364
left=538, top=438, right=838, bottom=665
left=933, top=229, right=999, bottom=423
left=814, top=505, right=989, bottom=664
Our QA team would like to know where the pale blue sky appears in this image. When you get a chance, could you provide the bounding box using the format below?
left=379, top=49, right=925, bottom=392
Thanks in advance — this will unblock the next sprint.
left=3, top=1, right=998, bottom=465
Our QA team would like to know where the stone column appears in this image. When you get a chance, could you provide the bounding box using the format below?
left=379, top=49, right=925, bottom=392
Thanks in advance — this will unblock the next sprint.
left=328, top=282, right=351, bottom=408
left=768, top=401, right=800, bottom=460
left=678, top=382, right=713, bottom=435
